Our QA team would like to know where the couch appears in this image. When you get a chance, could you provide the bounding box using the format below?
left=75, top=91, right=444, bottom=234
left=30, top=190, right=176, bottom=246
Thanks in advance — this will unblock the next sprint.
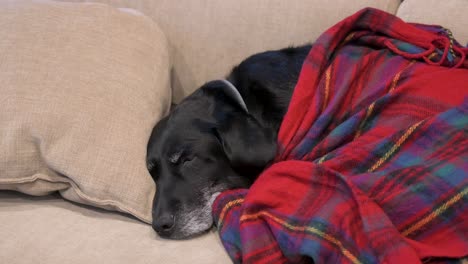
left=0, top=0, right=466, bottom=263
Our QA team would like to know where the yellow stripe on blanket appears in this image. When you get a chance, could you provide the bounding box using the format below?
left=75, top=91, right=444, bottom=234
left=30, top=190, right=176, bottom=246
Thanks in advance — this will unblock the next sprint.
left=368, top=120, right=424, bottom=173
left=402, top=186, right=468, bottom=237
left=217, top=198, right=244, bottom=227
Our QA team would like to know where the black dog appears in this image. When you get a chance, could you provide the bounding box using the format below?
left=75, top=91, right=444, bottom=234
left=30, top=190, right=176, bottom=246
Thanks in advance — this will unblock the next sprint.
left=146, top=44, right=311, bottom=239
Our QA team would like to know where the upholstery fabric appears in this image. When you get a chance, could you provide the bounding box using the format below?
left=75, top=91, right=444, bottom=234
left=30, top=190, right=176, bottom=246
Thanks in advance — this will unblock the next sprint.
left=58, top=0, right=401, bottom=102
left=0, top=191, right=231, bottom=264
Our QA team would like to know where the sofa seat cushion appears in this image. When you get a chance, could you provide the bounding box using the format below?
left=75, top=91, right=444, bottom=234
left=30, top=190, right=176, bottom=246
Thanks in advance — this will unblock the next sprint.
left=0, top=0, right=170, bottom=223
left=0, top=191, right=230, bottom=264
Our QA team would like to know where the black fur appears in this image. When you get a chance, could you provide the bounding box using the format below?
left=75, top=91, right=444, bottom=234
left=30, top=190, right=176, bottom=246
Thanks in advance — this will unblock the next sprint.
left=146, top=44, right=311, bottom=239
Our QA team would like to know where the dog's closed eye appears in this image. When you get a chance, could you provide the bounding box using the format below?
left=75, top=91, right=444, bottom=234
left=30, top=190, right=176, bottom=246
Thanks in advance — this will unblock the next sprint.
left=169, top=151, right=195, bottom=166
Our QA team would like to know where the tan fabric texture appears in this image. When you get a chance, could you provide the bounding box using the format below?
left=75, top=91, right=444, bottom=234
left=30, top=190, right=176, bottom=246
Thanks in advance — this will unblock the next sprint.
left=58, top=0, right=401, bottom=103
left=0, top=191, right=230, bottom=264
left=397, top=0, right=468, bottom=45
left=0, top=0, right=171, bottom=223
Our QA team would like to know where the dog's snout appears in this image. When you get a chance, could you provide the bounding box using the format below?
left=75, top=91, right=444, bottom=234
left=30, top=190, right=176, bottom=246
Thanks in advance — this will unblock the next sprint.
left=153, top=213, right=175, bottom=234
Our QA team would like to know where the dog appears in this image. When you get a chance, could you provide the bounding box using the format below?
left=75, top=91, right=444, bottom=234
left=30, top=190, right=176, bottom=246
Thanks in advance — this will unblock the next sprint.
left=146, top=44, right=312, bottom=239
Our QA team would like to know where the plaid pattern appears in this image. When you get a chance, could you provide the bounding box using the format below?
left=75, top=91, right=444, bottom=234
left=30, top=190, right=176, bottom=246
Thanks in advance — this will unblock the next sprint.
left=212, top=8, right=468, bottom=264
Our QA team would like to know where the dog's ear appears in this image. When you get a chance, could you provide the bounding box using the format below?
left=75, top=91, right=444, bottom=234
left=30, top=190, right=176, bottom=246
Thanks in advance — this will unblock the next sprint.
left=214, top=114, right=276, bottom=177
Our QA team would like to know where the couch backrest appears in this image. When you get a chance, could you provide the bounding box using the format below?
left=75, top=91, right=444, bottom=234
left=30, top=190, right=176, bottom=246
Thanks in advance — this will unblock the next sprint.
left=143, top=0, right=402, bottom=103
left=397, top=0, right=468, bottom=47
left=60, top=0, right=467, bottom=103
left=62, top=0, right=401, bottom=102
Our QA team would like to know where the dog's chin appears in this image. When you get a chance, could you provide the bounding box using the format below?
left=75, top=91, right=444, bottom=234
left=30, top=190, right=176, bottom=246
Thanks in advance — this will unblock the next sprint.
left=161, top=221, right=214, bottom=240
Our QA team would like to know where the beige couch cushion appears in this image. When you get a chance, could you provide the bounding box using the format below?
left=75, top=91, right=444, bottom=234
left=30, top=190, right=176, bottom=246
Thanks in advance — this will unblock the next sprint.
left=397, top=0, right=468, bottom=45
left=0, top=0, right=170, bottom=223
left=58, top=0, right=401, bottom=102
left=0, top=191, right=230, bottom=264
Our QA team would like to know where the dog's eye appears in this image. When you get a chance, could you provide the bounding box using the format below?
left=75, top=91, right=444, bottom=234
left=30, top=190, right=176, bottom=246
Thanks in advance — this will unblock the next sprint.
left=168, top=151, right=197, bottom=166
left=169, top=152, right=193, bottom=165
left=181, top=156, right=195, bottom=165
left=178, top=155, right=194, bottom=166
left=180, top=156, right=197, bottom=167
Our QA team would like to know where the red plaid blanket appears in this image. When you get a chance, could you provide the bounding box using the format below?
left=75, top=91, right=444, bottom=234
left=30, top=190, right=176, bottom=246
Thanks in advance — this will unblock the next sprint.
left=212, top=8, right=468, bottom=264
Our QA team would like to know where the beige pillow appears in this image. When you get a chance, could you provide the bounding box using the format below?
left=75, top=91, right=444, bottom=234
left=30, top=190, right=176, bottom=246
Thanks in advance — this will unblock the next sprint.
left=0, top=0, right=171, bottom=223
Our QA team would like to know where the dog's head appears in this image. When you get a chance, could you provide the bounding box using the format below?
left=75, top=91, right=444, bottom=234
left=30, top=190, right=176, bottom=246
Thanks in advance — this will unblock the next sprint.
left=147, top=80, right=276, bottom=239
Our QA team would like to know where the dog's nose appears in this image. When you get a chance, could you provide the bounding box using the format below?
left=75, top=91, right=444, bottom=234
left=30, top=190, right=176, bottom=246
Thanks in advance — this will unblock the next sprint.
left=153, top=214, right=175, bottom=234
